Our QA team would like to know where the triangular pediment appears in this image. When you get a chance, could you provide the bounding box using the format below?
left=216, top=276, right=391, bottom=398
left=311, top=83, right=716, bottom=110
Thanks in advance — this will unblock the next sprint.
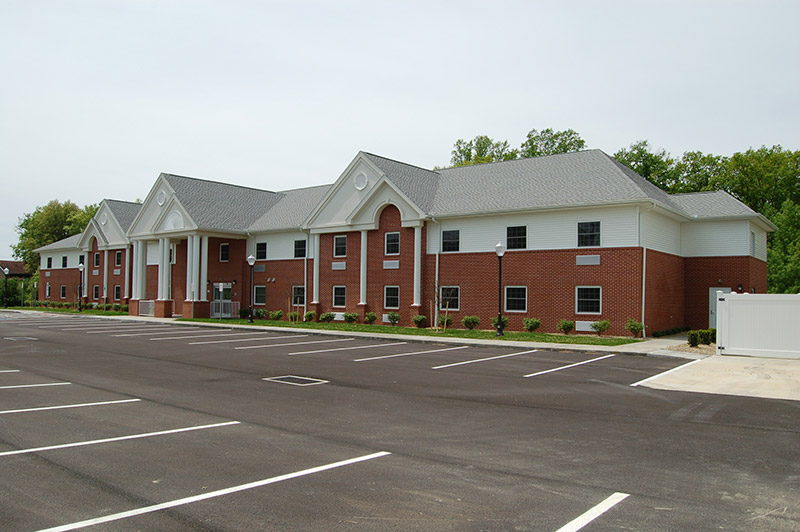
left=78, top=219, right=108, bottom=249
left=346, top=177, right=426, bottom=229
left=152, top=196, right=197, bottom=234
left=127, top=174, right=197, bottom=238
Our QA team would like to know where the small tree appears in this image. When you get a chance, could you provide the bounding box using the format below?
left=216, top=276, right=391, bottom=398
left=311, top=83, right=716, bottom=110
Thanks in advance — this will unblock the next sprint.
left=523, top=317, right=542, bottom=333
left=437, top=314, right=452, bottom=328
left=590, top=320, right=610, bottom=336
left=625, top=318, right=644, bottom=338
left=412, top=314, right=427, bottom=328
left=557, top=319, right=575, bottom=335
left=269, top=309, right=284, bottom=321
left=364, top=312, right=377, bottom=324
left=387, top=312, right=400, bottom=325
left=304, top=310, right=316, bottom=322
left=319, top=312, right=335, bottom=322
left=343, top=312, right=358, bottom=323
left=287, top=311, right=301, bottom=322
left=462, top=316, right=480, bottom=330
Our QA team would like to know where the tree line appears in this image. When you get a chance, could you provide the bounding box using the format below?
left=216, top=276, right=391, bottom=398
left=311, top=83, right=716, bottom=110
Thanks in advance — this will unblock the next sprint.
left=448, top=129, right=799, bottom=294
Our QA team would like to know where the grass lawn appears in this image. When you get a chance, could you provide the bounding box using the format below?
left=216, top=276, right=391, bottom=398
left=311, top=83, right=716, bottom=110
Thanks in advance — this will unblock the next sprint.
left=179, top=317, right=641, bottom=346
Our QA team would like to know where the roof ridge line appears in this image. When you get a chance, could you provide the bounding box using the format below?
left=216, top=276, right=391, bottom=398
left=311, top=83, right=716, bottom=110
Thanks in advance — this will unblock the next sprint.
left=162, top=173, right=278, bottom=195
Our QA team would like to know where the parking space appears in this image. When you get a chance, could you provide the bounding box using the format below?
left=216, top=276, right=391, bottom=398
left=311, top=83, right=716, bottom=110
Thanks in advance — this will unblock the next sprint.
left=1, top=310, right=798, bottom=531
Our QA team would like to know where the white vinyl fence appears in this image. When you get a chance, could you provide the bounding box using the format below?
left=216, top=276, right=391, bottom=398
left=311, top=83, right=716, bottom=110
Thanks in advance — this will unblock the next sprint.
left=716, top=291, right=800, bottom=359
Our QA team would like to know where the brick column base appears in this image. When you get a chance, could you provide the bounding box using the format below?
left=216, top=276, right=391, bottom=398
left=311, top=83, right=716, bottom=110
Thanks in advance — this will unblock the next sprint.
left=409, top=304, right=422, bottom=327
left=154, top=300, right=173, bottom=318
left=128, top=300, right=139, bottom=316
left=307, top=302, right=321, bottom=321
left=182, top=300, right=210, bottom=319
left=357, top=303, right=369, bottom=323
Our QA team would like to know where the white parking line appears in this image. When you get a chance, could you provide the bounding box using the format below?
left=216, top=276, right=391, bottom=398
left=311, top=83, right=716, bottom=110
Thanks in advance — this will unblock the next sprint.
left=0, top=382, right=71, bottom=390
left=235, top=338, right=354, bottom=350
left=0, top=398, right=141, bottom=415
left=0, top=369, right=21, bottom=373
left=36, top=450, right=391, bottom=532
left=432, top=349, right=538, bottom=369
left=39, top=324, right=149, bottom=330
left=149, top=331, right=267, bottom=341
left=86, top=326, right=173, bottom=334
left=190, top=334, right=308, bottom=345
left=0, top=421, right=241, bottom=457
left=114, top=328, right=205, bottom=337
left=630, top=359, right=703, bottom=387
left=555, top=492, right=630, bottom=532
left=289, top=341, right=408, bottom=356
left=523, top=354, right=615, bottom=378
left=355, top=345, right=469, bottom=362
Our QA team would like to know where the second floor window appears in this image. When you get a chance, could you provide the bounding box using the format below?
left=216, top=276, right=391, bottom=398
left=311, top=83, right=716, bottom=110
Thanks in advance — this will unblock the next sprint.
left=578, top=221, right=600, bottom=247
left=115, top=250, right=122, bottom=266
left=507, top=226, right=526, bottom=250
left=256, top=242, right=267, bottom=260
left=294, top=240, right=307, bottom=258
left=94, top=253, right=100, bottom=267
left=334, top=235, right=347, bottom=257
left=385, top=232, right=400, bottom=255
left=220, top=243, right=229, bottom=262
left=62, top=256, right=68, bottom=268
left=47, top=257, right=52, bottom=269
left=442, top=230, right=460, bottom=252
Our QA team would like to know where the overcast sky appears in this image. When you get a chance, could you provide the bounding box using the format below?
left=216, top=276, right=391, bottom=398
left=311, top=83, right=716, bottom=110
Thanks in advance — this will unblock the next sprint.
left=2, top=0, right=799, bottom=260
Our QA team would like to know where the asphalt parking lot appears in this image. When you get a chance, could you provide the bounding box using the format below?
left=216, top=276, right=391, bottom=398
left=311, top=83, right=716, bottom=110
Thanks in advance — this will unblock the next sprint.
left=1, top=311, right=798, bottom=531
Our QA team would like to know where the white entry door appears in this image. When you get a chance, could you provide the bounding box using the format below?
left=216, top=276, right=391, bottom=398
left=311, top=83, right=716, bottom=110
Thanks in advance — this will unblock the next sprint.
left=212, top=282, right=233, bottom=318
left=709, top=287, right=732, bottom=328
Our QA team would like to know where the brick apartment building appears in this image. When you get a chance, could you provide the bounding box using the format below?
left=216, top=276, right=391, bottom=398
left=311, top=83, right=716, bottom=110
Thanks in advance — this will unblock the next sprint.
left=35, top=149, right=775, bottom=336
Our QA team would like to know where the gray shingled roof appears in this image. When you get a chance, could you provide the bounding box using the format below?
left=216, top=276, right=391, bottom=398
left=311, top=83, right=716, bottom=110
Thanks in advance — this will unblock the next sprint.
left=248, top=184, right=332, bottom=232
left=362, top=153, right=440, bottom=212
left=669, top=191, right=758, bottom=219
left=105, top=199, right=142, bottom=232
left=163, top=174, right=282, bottom=233
left=34, top=234, right=82, bottom=252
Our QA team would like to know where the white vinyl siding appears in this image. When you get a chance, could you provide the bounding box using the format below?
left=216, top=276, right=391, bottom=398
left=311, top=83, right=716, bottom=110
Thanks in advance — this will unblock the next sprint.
left=41, top=250, right=84, bottom=270
left=640, top=210, right=681, bottom=255
left=250, top=232, right=312, bottom=260
left=427, top=206, right=638, bottom=254
left=749, top=223, right=768, bottom=261
left=681, top=220, right=750, bottom=257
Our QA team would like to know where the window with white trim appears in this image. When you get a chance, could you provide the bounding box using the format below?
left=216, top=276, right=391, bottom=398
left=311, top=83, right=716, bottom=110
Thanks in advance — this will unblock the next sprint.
left=256, top=242, right=267, bottom=260
left=440, top=286, right=460, bottom=311
left=254, top=286, right=266, bottom=305
left=505, top=286, right=527, bottom=312
left=114, top=285, right=121, bottom=300
left=115, top=250, right=122, bottom=266
left=576, top=286, right=602, bottom=314
left=292, top=286, right=305, bottom=306
left=93, top=285, right=100, bottom=300
left=79, top=255, right=85, bottom=268
left=385, top=232, right=400, bottom=255
left=294, top=240, right=306, bottom=258
left=578, top=221, right=600, bottom=247
left=46, top=257, right=52, bottom=269
left=334, top=235, right=347, bottom=257
left=220, top=243, right=229, bottom=262
left=60, top=285, right=66, bottom=299
left=94, top=252, right=100, bottom=267
left=384, top=286, right=400, bottom=309
left=62, top=256, right=68, bottom=268
left=45, top=282, right=51, bottom=298
left=442, top=230, right=460, bottom=252
left=507, top=226, right=526, bottom=250
left=333, top=286, right=346, bottom=307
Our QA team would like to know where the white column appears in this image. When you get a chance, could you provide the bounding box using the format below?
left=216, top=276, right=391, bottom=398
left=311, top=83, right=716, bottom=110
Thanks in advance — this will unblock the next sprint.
left=413, top=225, right=422, bottom=306
left=157, top=238, right=165, bottom=299
left=123, top=245, right=131, bottom=299
left=132, top=241, right=140, bottom=299
left=103, top=250, right=109, bottom=300
left=191, top=235, right=200, bottom=301
left=360, top=230, right=368, bottom=305
left=185, top=236, right=194, bottom=301
left=312, top=234, right=320, bottom=304
left=200, top=236, right=208, bottom=301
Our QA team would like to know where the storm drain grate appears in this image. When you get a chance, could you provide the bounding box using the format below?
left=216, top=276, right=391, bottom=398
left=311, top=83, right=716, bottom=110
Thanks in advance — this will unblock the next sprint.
left=262, top=375, right=329, bottom=387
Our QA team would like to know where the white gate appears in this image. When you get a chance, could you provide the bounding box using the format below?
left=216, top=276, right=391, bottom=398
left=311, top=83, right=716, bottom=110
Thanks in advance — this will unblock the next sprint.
left=716, top=292, right=800, bottom=359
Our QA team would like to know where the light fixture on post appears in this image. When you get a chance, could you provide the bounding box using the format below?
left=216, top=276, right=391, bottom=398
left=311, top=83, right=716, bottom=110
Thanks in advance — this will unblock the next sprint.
left=246, top=254, right=256, bottom=323
left=1, top=267, right=9, bottom=308
left=495, top=241, right=506, bottom=336
left=77, top=263, right=85, bottom=312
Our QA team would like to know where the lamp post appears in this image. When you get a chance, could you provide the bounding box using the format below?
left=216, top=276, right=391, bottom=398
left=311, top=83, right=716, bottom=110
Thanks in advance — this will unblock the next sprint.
left=77, top=263, right=85, bottom=312
left=2, top=267, right=9, bottom=308
left=495, top=241, right=506, bottom=336
left=246, top=254, right=256, bottom=323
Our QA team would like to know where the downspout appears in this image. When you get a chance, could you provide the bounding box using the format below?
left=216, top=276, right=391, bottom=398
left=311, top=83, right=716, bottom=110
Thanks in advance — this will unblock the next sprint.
left=432, top=216, right=440, bottom=328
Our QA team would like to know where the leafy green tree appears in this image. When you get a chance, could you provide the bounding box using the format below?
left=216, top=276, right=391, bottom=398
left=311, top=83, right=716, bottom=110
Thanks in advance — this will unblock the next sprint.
left=716, top=146, right=800, bottom=214
left=672, top=151, right=729, bottom=193
left=12, top=200, right=98, bottom=273
left=519, top=128, right=586, bottom=158
left=451, top=135, right=518, bottom=167
left=766, top=200, right=800, bottom=294
left=613, top=140, right=679, bottom=191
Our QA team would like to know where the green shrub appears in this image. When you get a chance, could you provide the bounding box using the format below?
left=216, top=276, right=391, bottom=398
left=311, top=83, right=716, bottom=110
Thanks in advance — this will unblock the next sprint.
left=364, top=311, right=377, bottom=324
left=625, top=318, right=644, bottom=338
left=437, top=314, right=452, bottom=327
left=590, top=320, right=610, bottom=336
left=343, top=312, right=358, bottom=323
left=462, top=315, right=480, bottom=330
left=254, top=308, right=266, bottom=318
left=523, top=317, right=542, bottom=333
left=688, top=330, right=700, bottom=347
left=304, top=310, right=316, bottom=322
left=387, top=312, right=400, bottom=325
left=412, top=314, right=427, bottom=328
left=239, top=308, right=251, bottom=319
left=113, top=303, right=121, bottom=311
left=319, top=312, right=335, bottom=322
left=121, top=305, right=129, bottom=312
left=699, top=329, right=713, bottom=345
left=557, top=319, right=575, bottom=335
left=491, top=315, right=509, bottom=329
left=288, top=311, right=301, bottom=322
left=269, top=309, right=284, bottom=320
